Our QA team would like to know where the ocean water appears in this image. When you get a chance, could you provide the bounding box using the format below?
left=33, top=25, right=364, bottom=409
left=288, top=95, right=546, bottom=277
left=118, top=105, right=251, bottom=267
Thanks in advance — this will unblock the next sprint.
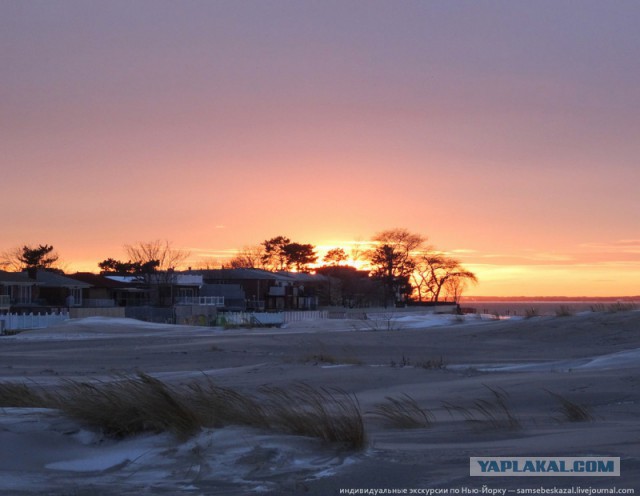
left=458, top=299, right=639, bottom=317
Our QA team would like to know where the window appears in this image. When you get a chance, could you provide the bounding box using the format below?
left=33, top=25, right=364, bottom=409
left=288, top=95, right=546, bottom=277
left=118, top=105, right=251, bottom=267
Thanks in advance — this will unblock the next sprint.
left=70, top=287, right=82, bottom=306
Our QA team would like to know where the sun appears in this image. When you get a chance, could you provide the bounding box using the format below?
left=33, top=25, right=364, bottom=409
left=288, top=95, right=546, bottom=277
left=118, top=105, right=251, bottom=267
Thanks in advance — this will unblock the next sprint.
left=311, top=242, right=372, bottom=271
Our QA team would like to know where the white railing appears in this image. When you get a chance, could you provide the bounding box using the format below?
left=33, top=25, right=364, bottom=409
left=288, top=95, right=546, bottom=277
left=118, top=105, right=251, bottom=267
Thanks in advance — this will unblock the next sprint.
left=282, top=310, right=328, bottom=323
left=217, top=310, right=328, bottom=327
left=176, top=296, right=225, bottom=307
left=0, top=311, right=69, bottom=333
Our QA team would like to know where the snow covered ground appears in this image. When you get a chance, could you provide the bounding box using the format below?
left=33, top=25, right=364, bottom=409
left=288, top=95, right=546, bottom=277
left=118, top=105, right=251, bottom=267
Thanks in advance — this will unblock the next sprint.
left=1, top=311, right=639, bottom=494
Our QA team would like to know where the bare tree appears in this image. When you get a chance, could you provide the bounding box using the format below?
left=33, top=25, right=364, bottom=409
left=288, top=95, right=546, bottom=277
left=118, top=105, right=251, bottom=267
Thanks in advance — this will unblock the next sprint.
left=227, top=245, right=266, bottom=269
left=193, top=257, right=225, bottom=270
left=124, top=240, right=189, bottom=272
left=106, top=240, right=189, bottom=306
left=0, top=246, right=25, bottom=271
left=413, top=253, right=477, bottom=302
left=443, top=272, right=476, bottom=302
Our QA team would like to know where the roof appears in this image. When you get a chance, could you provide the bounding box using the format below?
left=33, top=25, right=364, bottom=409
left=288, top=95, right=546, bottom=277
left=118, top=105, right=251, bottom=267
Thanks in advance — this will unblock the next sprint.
left=194, top=268, right=289, bottom=282
left=67, top=272, right=130, bottom=289
left=29, top=270, right=92, bottom=288
left=276, top=271, right=329, bottom=283
left=200, top=283, right=245, bottom=299
left=0, top=270, right=37, bottom=285
left=103, top=273, right=202, bottom=286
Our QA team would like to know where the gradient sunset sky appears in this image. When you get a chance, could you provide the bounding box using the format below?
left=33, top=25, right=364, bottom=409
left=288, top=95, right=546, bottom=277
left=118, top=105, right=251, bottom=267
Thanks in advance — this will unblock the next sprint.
left=2, top=1, right=639, bottom=296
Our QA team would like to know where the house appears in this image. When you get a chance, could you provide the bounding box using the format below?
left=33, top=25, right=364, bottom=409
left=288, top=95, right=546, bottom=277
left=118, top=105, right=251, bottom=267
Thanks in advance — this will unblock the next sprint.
left=26, top=270, right=91, bottom=309
left=275, top=271, right=329, bottom=310
left=0, top=270, right=38, bottom=312
left=199, top=284, right=246, bottom=311
left=190, top=268, right=329, bottom=310
left=67, top=272, right=133, bottom=307
left=101, top=272, right=204, bottom=307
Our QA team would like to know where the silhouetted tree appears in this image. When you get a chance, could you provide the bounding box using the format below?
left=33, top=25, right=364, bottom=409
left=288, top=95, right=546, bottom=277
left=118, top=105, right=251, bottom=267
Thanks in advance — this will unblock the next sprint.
left=1, top=244, right=65, bottom=273
left=99, top=240, right=189, bottom=306
left=227, top=245, right=266, bottom=269
left=124, top=240, right=189, bottom=272
left=18, top=244, right=59, bottom=270
left=260, top=236, right=318, bottom=272
left=323, top=247, right=348, bottom=266
left=366, top=228, right=427, bottom=306
left=412, top=253, right=477, bottom=302
left=261, top=236, right=291, bottom=271
left=98, top=258, right=160, bottom=274
left=283, top=243, right=317, bottom=272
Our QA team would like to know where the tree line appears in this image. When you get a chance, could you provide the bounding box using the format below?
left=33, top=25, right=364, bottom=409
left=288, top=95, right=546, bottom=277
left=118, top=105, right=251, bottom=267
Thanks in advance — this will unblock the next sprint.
left=0, top=228, right=477, bottom=304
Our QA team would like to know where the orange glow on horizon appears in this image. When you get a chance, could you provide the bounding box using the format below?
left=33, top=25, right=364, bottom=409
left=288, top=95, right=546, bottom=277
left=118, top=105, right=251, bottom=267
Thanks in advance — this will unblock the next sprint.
left=52, top=238, right=640, bottom=299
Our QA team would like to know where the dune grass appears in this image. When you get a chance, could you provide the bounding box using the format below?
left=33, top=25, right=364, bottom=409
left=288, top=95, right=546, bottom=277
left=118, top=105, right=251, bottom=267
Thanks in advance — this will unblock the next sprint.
left=524, top=307, right=540, bottom=319
left=443, top=385, right=521, bottom=431
left=299, top=352, right=363, bottom=366
left=389, top=354, right=445, bottom=369
left=369, top=393, right=434, bottom=428
left=545, top=389, right=594, bottom=422
left=0, top=382, right=46, bottom=408
left=590, top=302, right=638, bottom=313
left=49, top=373, right=201, bottom=439
left=0, top=374, right=366, bottom=450
left=260, top=383, right=366, bottom=449
left=182, top=376, right=269, bottom=429
left=555, top=305, right=575, bottom=317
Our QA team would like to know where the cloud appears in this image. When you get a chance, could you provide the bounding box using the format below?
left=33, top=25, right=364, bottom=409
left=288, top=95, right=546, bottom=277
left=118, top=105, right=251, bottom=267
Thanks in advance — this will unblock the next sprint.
left=579, top=240, right=640, bottom=253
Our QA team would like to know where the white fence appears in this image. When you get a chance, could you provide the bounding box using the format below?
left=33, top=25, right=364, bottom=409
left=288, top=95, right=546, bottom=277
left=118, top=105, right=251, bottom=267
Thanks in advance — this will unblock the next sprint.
left=219, top=310, right=328, bottom=327
left=283, top=310, right=328, bottom=323
left=0, top=311, right=69, bottom=333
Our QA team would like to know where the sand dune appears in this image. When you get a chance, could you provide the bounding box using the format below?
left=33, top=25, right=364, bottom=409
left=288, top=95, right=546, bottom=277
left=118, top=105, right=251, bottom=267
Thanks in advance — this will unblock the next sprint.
left=1, top=310, right=639, bottom=494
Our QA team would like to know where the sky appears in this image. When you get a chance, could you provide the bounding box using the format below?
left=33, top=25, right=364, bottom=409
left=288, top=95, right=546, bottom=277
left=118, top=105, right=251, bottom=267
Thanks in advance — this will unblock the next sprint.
left=2, top=0, right=639, bottom=297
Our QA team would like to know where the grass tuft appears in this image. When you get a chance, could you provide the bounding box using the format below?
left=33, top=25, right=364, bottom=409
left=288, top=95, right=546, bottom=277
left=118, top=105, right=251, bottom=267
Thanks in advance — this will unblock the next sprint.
left=0, top=382, right=46, bottom=408
left=182, top=376, right=269, bottom=429
left=555, top=305, right=575, bottom=317
left=443, top=385, right=521, bottom=431
left=545, top=389, right=594, bottom=422
left=389, top=355, right=445, bottom=369
left=51, top=373, right=200, bottom=439
left=369, top=394, right=434, bottom=428
left=524, top=307, right=540, bottom=319
left=260, top=383, right=366, bottom=450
